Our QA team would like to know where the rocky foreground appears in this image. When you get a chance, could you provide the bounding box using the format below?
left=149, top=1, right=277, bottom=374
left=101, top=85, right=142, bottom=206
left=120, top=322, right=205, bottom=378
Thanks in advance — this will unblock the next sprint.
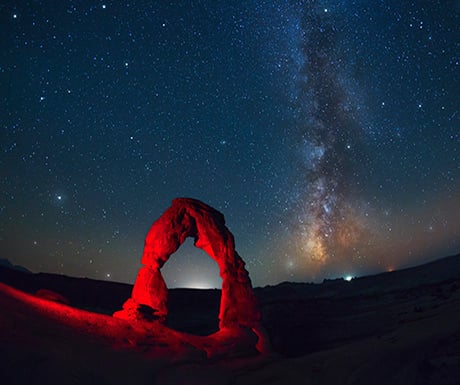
left=0, top=254, right=459, bottom=385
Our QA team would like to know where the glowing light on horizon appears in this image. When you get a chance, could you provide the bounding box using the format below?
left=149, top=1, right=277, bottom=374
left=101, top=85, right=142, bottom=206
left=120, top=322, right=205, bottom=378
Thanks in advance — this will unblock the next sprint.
left=180, top=280, right=219, bottom=289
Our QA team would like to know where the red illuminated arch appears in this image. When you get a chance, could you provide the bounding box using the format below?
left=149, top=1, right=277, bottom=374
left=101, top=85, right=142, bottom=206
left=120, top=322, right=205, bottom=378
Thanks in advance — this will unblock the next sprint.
left=114, top=198, right=261, bottom=332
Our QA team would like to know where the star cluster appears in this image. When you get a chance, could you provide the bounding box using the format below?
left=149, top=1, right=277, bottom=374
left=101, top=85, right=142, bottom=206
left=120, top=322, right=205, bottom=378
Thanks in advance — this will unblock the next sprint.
left=1, top=1, right=458, bottom=287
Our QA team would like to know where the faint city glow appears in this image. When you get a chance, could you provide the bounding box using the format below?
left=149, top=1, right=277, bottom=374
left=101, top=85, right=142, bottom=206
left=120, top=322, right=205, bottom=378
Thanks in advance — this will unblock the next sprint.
left=183, top=280, right=218, bottom=289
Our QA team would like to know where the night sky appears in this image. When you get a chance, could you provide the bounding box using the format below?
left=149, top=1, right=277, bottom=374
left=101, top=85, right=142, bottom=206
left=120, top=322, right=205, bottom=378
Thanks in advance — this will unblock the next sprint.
left=1, top=1, right=459, bottom=288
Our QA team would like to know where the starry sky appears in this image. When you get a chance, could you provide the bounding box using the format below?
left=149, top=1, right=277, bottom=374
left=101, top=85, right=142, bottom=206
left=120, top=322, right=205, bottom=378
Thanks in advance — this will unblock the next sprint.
left=1, top=0, right=459, bottom=288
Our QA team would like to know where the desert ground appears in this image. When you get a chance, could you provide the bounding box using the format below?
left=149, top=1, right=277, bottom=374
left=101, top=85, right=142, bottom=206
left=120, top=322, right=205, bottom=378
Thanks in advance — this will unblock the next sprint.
left=0, top=254, right=459, bottom=385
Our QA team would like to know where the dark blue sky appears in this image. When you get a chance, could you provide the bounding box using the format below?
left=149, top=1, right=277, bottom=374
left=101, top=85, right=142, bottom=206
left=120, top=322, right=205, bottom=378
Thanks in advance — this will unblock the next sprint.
left=1, top=1, right=459, bottom=287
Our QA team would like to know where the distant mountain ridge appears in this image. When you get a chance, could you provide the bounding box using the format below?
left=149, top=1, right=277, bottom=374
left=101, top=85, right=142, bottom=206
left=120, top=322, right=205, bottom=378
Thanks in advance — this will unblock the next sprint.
left=0, top=253, right=459, bottom=296
left=0, top=259, right=31, bottom=274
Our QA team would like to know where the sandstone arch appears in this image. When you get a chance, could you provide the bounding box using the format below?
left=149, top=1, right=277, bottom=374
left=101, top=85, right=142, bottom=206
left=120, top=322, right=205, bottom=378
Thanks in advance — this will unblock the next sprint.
left=114, top=198, right=261, bottom=333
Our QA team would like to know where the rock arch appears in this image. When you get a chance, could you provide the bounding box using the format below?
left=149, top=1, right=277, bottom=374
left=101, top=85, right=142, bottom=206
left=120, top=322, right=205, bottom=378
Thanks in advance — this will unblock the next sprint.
left=114, top=198, right=261, bottom=333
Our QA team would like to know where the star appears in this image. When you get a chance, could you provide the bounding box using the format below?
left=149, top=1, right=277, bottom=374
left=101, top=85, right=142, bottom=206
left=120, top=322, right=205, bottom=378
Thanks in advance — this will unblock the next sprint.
left=0, top=0, right=457, bottom=287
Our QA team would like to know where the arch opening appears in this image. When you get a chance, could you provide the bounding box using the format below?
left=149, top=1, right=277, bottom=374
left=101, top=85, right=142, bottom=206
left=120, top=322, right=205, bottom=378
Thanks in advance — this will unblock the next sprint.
left=162, top=237, right=221, bottom=335
left=162, top=237, right=221, bottom=289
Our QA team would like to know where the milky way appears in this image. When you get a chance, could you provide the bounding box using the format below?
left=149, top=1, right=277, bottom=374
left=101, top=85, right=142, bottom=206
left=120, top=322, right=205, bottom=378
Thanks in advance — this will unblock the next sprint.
left=1, top=1, right=459, bottom=286
left=279, top=2, right=377, bottom=279
left=270, top=1, right=459, bottom=282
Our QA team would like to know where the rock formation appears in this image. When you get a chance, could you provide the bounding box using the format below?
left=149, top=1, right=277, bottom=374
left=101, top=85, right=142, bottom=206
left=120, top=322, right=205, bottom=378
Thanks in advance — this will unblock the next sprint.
left=114, top=198, right=268, bottom=354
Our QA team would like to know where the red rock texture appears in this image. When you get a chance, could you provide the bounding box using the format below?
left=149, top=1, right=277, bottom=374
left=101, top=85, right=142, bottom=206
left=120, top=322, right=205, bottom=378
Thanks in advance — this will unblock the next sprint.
left=114, top=198, right=263, bottom=335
